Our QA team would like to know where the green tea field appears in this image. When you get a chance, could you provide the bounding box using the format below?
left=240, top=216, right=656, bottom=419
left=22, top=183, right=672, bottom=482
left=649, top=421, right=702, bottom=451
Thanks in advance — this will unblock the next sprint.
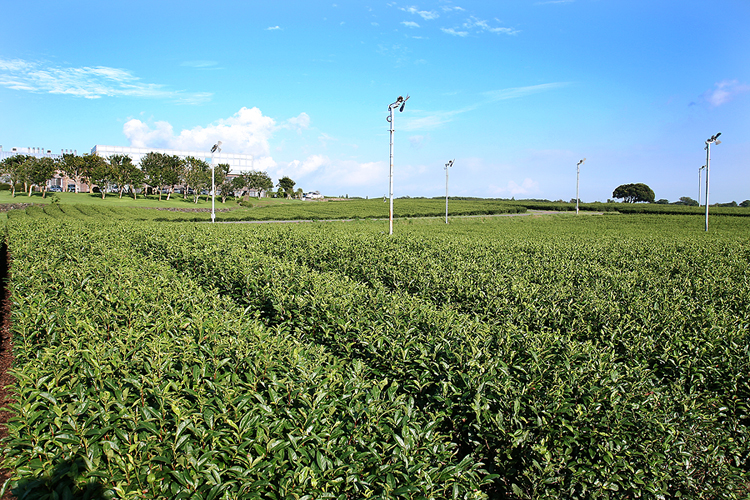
left=1, top=206, right=748, bottom=498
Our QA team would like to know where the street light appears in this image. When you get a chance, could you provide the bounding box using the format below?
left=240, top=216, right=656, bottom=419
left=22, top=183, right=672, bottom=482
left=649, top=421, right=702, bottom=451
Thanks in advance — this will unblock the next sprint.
left=704, top=133, right=721, bottom=231
left=698, top=165, right=706, bottom=206
left=576, top=158, right=586, bottom=215
left=444, top=159, right=454, bottom=224
left=210, top=141, right=222, bottom=223
left=387, top=95, right=410, bottom=235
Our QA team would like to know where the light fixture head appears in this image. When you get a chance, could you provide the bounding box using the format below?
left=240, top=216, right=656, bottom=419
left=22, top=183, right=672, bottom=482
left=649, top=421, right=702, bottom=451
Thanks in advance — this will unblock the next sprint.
left=211, top=141, right=222, bottom=153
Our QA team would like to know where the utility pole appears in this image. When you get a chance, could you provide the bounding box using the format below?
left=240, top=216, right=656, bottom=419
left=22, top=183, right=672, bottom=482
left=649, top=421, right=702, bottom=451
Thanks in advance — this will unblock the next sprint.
left=704, top=133, right=721, bottom=231
left=387, top=95, right=409, bottom=235
left=210, top=141, right=222, bottom=223
left=576, top=158, right=586, bottom=214
left=444, top=159, right=454, bottom=223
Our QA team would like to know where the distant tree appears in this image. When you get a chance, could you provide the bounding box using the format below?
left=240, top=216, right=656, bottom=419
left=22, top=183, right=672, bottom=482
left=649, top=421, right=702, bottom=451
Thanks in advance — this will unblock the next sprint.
left=295, top=187, right=304, bottom=199
left=27, top=157, right=57, bottom=198
left=740, top=200, right=750, bottom=208
left=139, top=152, right=166, bottom=200
left=212, top=163, right=231, bottom=202
left=161, top=155, right=184, bottom=200
left=81, top=153, right=107, bottom=194
left=183, top=156, right=210, bottom=203
left=612, top=183, right=655, bottom=203
left=107, top=154, right=137, bottom=198
left=673, top=196, right=698, bottom=206
left=0, top=154, right=31, bottom=197
left=277, top=176, right=296, bottom=198
left=716, top=201, right=738, bottom=207
left=243, top=170, right=273, bottom=197
left=59, top=153, right=87, bottom=193
left=655, top=199, right=669, bottom=204
left=87, top=155, right=113, bottom=199
left=276, top=187, right=285, bottom=198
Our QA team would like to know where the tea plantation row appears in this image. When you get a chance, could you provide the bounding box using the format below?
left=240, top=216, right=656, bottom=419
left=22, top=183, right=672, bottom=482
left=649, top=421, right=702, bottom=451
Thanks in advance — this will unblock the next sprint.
left=2, top=208, right=749, bottom=498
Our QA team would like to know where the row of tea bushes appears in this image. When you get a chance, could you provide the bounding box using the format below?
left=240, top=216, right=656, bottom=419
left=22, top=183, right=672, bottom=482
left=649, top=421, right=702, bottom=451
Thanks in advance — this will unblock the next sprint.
left=130, top=218, right=749, bottom=498
left=3, top=218, right=488, bottom=499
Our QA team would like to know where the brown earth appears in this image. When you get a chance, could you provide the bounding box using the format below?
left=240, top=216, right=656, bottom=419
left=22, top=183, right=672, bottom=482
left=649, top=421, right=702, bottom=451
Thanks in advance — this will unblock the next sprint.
left=0, top=245, right=15, bottom=498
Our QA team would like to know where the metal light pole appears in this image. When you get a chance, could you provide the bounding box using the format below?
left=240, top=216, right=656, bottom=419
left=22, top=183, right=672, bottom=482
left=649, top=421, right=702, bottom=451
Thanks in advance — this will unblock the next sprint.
left=210, top=141, right=222, bottom=223
left=704, top=133, right=721, bottom=232
left=576, top=158, right=586, bottom=214
left=444, top=159, right=454, bottom=223
left=698, top=165, right=706, bottom=206
left=387, top=95, right=409, bottom=235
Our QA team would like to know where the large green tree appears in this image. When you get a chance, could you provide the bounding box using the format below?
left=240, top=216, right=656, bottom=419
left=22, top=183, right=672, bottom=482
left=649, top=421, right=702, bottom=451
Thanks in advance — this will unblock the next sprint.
left=161, top=155, right=184, bottom=200
left=277, top=176, right=296, bottom=198
left=0, top=154, right=31, bottom=197
left=59, top=153, right=86, bottom=193
left=86, top=155, right=113, bottom=199
left=612, top=183, right=655, bottom=203
left=107, top=154, right=138, bottom=198
left=242, top=170, right=273, bottom=197
left=184, top=156, right=210, bottom=203
left=25, top=157, right=57, bottom=197
left=139, top=152, right=166, bottom=200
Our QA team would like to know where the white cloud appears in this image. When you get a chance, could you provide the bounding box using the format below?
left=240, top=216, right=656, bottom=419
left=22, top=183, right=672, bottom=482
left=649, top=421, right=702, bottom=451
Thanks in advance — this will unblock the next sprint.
left=402, top=21, right=420, bottom=28
left=483, top=82, right=569, bottom=101
left=441, top=27, right=468, bottom=37
left=401, top=6, right=439, bottom=20
left=442, top=5, right=465, bottom=11
left=283, top=112, right=311, bottom=131
left=0, top=57, right=211, bottom=103
left=402, top=83, right=567, bottom=131
left=123, top=107, right=278, bottom=160
left=266, top=26, right=281, bottom=30
left=702, top=80, right=750, bottom=107
left=180, top=60, right=219, bottom=68
left=462, top=16, right=519, bottom=35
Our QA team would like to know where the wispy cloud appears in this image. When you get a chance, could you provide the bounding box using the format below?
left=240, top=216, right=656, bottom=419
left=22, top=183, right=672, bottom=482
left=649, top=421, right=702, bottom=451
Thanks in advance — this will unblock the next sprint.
left=489, top=178, right=540, bottom=196
left=441, top=5, right=465, bottom=12
left=0, top=58, right=212, bottom=104
left=456, top=16, right=519, bottom=36
left=483, top=82, right=569, bottom=101
left=401, top=6, right=439, bottom=20
left=266, top=25, right=281, bottom=30
left=701, top=80, right=750, bottom=107
left=402, top=83, right=568, bottom=131
left=441, top=27, right=468, bottom=37
left=401, top=21, right=420, bottom=28
left=180, top=60, right=219, bottom=69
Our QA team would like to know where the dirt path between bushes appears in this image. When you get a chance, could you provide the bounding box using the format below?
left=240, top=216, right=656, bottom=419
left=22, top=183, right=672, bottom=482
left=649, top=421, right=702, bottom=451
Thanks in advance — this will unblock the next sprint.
left=0, top=245, right=14, bottom=498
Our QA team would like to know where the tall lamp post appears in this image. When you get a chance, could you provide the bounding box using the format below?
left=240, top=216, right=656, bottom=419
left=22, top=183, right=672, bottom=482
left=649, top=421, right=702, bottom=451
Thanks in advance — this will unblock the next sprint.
left=387, top=95, right=409, bottom=235
left=444, top=159, right=454, bottom=224
left=704, top=133, right=721, bottom=231
left=576, top=158, right=586, bottom=215
left=698, top=165, right=706, bottom=206
left=210, top=141, right=222, bottom=223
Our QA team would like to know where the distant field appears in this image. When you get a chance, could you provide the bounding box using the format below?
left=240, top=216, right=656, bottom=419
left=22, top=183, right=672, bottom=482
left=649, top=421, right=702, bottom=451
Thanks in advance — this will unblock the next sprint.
left=3, top=206, right=748, bottom=498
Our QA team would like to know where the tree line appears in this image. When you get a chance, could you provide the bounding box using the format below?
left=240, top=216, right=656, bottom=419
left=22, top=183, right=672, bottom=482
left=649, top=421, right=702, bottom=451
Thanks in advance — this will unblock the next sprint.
left=0, top=152, right=301, bottom=202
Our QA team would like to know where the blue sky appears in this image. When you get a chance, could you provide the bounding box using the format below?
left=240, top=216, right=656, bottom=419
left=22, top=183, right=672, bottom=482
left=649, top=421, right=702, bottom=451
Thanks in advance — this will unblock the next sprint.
left=1, top=1, right=748, bottom=202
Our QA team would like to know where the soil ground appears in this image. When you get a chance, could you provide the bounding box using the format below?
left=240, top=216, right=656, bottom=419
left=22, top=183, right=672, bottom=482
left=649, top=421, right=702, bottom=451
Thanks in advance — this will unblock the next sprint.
left=0, top=245, right=15, bottom=498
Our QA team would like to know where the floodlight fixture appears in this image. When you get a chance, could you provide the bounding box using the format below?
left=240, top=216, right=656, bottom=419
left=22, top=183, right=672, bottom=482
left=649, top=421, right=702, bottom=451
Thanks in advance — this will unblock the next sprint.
left=704, top=132, right=721, bottom=231
left=445, top=159, right=455, bottom=224
left=387, top=95, right=410, bottom=235
left=211, top=141, right=222, bottom=154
